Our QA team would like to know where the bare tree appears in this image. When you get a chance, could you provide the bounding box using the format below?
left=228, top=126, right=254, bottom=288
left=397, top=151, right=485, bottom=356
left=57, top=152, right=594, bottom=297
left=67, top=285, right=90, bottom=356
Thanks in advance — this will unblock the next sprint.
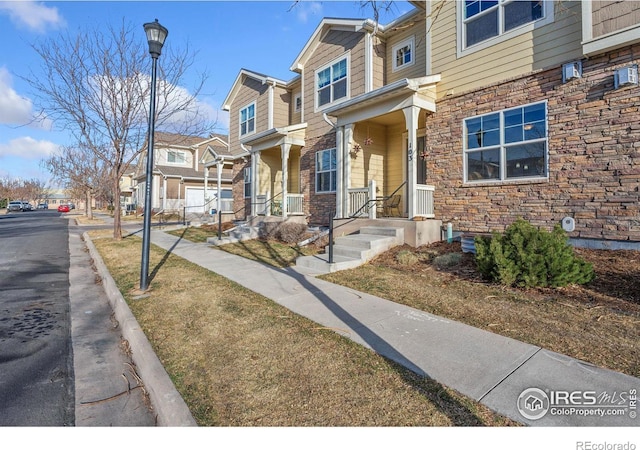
left=43, top=144, right=111, bottom=219
left=26, top=20, right=212, bottom=238
left=0, top=177, right=46, bottom=207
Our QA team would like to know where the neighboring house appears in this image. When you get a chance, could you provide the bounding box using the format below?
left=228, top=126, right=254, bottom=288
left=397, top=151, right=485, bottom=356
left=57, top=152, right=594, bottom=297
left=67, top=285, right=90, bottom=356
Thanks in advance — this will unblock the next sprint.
left=134, top=132, right=238, bottom=216
left=223, top=1, right=640, bottom=248
left=40, top=190, right=84, bottom=209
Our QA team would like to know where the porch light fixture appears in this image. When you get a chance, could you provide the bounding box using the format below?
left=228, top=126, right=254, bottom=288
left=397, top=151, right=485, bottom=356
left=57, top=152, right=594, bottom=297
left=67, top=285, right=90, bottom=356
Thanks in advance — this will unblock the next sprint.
left=140, top=19, right=168, bottom=291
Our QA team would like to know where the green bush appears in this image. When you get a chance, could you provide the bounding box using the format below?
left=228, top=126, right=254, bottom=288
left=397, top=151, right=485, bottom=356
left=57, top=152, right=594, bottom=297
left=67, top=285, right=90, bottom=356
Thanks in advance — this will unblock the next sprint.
left=433, top=252, right=462, bottom=269
left=474, top=218, right=594, bottom=288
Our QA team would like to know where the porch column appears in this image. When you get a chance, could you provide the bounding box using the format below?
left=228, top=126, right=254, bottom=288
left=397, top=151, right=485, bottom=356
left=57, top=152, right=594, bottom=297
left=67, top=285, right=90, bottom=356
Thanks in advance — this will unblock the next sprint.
left=280, top=143, right=291, bottom=219
left=216, top=160, right=223, bottom=214
left=344, top=123, right=354, bottom=217
left=204, top=166, right=209, bottom=204
left=403, top=106, right=420, bottom=219
left=250, top=152, right=259, bottom=216
left=335, top=126, right=344, bottom=218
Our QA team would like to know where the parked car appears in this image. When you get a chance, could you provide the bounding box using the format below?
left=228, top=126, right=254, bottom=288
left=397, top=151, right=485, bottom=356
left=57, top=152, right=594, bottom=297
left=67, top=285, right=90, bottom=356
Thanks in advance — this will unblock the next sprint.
left=22, top=202, right=33, bottom=211
left=57, top=204, right=70, bottom=213
left=7, top=201, right=24, bottom=212
left=68, top=202, right=75, bottom=209
left=37, top=203, right=49, bottom=210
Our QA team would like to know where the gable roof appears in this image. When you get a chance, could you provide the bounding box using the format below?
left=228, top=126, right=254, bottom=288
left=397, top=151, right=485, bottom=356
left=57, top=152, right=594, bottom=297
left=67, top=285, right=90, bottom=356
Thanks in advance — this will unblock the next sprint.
left=222, top=69, right=289, bottom=111
left=289, top=18, right=369, bottom=73
left=154, top=131, right=210, bottom=148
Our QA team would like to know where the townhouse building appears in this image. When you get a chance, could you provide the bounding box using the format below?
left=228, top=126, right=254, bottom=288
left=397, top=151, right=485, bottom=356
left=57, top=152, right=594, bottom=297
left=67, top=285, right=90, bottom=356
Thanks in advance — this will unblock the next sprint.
left=224, top=1, right=640, bottom=249
left=134, top=132, right=237, bottom=216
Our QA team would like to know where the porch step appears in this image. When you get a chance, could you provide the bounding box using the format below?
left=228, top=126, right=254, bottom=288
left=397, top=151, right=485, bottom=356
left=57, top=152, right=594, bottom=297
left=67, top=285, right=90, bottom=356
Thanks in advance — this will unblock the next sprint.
left=296, top=226, right=404, bottom=274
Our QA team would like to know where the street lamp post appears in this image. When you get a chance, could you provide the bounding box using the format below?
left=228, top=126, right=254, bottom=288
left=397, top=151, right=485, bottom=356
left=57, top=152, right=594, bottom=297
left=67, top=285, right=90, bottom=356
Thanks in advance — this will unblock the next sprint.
left=140, top=19, right=168, bottom=291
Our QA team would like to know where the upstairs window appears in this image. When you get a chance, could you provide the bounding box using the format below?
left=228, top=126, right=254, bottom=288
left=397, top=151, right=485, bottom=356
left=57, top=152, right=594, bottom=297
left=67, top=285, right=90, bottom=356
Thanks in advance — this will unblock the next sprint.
left=392, top=37, right=415, bottom=72
left=464, top=101, right=548, bottom=183
left=463, top=0, right=545, bottom=49
left=294, top=94, right=302, bottom=113
left=167, top=150, right=186, bottom=164
left=316, top=54, right=349, bottom=109
left=240, top=103, right=255, bottom=137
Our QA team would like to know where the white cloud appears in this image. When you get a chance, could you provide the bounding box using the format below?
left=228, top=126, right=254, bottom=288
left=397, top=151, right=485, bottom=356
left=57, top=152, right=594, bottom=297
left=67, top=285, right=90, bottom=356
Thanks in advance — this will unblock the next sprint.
left=0, top=1, right=64, bottom=32
left=295, top=1, right=323, bottom=24
left=0, top=67, right=34, bottom=125
left=0, top=136, right=59, bottom=159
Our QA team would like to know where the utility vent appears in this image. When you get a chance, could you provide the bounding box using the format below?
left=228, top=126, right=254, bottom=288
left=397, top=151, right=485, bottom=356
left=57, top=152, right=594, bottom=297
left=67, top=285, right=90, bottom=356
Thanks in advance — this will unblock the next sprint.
left=615, top=65, right=638, bottom=89
left=562, top=61, right=582, bottom=83
left=562, top=217, right=575, bottom=233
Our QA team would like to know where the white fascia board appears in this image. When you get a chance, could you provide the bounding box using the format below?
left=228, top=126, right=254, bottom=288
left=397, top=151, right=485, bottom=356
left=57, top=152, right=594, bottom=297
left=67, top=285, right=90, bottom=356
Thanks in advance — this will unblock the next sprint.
left=325, top=75, right=441, bottom=116
left=582, top=25, right=640, bottom=56
left=222, top=69, right=287, bottom=110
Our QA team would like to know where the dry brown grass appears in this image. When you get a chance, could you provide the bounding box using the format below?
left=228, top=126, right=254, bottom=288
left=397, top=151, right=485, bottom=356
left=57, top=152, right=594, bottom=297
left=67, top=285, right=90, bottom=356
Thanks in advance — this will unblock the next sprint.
left=321, top=242, right=640, bottom=378
left=89, top=232, right=517, bottom=426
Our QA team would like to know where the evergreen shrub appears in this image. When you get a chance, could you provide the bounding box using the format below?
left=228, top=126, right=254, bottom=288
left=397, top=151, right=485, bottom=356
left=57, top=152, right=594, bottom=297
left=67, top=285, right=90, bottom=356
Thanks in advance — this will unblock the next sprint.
left=474, top=218, right=594, bottom=288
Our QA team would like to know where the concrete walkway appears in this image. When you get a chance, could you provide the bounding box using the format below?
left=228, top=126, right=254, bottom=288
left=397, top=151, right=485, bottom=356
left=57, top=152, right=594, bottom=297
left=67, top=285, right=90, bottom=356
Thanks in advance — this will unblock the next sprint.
left=118, top=225, right=640, bottom=427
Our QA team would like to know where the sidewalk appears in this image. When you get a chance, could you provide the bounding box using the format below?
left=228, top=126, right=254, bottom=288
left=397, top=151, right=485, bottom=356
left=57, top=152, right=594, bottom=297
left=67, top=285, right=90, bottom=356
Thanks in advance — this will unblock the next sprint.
left=79, top=212, right=637, bottom=427
left=110, top=224, right=638, bottom=427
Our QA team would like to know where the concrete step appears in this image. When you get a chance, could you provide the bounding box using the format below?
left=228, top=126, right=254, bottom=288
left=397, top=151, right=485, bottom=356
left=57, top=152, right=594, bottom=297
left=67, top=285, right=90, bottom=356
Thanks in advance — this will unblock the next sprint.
left=296, top=226, right=405, bottom=274
left=295, top=253, right=363, bottom=274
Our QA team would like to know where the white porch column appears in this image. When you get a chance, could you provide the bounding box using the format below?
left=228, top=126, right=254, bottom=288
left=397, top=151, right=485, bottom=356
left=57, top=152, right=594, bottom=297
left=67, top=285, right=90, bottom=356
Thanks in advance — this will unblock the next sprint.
left=344, top=123, right=354, bottom=217
left=335, top=126, right=344, bottom=218
left=250, top=152, right=259, bottom=216
left=368, top=179, right=376, bottom=219
left=403, top=106, right=420, bottom=219
left=281, top=143, right=291, bottom=219
left=216, top=160, right=223, bottom=214
left=204, top=167, right=209, bottom=203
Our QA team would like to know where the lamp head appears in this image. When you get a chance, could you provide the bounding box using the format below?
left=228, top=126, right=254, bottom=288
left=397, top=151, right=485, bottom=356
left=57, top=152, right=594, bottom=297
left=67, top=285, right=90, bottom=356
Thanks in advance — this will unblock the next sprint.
left=143, top=19, right=168, bottom=58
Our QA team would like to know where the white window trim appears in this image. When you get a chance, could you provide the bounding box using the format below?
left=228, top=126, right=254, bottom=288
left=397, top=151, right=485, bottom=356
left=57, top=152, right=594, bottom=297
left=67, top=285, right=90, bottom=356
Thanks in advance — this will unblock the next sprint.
left=392, top=36, right=416, bottom=72
left=315, top=148, right=337, bottom=194
left=166, top=149, right=187, bottom=166
left=294, top=93, right=302, bottom=113
left=463, top=100, right=549, bottom=185
left=456, top=0, right=554, bottom=58
left=314, top=52, right=351, bottom=113
left=239, top=102, right=256, bottom=138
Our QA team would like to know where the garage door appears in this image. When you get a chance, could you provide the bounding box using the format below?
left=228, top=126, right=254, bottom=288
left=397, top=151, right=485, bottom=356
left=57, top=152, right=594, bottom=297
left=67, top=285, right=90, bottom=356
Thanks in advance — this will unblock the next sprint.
left=185, top=188, right=217, bottom=213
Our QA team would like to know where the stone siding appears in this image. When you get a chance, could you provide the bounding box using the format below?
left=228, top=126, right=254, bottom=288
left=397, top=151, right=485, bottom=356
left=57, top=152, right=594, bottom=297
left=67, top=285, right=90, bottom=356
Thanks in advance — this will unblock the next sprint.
left=426, top=44, right=640, bottom=242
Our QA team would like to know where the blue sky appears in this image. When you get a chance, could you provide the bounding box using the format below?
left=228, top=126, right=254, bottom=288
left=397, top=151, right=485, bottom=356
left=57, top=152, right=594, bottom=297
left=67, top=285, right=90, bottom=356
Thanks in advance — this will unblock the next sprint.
left=0, top=0, right=412, bottom=183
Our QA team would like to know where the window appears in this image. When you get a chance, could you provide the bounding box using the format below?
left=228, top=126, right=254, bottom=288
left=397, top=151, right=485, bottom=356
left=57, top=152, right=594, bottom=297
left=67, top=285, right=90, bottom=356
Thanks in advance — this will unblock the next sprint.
left=462, top=0, right=545, bottom=49
left=464, top=101, right=547, bottom=183
left=167, top=150, right=186, bottom=164
left=392, top=37, right=415, bottom=72
left=316, top=54, right=349, bottom=109
left=243, top=167, right=251, bottom=198
left=240, top=103, right=255, bottom=136
left=315, top=148, right=336, bottom=193
left=294, top=93, right=302, bottom=112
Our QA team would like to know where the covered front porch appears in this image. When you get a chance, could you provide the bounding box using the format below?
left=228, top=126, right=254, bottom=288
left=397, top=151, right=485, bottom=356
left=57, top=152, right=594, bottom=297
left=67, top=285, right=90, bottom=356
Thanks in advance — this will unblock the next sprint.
left=244, top=124, right=307, bottom=221
left=325, top=76, right=441, bottom=234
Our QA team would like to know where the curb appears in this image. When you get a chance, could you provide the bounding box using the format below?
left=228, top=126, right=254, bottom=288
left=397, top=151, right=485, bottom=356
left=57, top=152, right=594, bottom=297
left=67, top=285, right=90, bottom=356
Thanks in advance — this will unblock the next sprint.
left=83, top=232, right=197, bottom=427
